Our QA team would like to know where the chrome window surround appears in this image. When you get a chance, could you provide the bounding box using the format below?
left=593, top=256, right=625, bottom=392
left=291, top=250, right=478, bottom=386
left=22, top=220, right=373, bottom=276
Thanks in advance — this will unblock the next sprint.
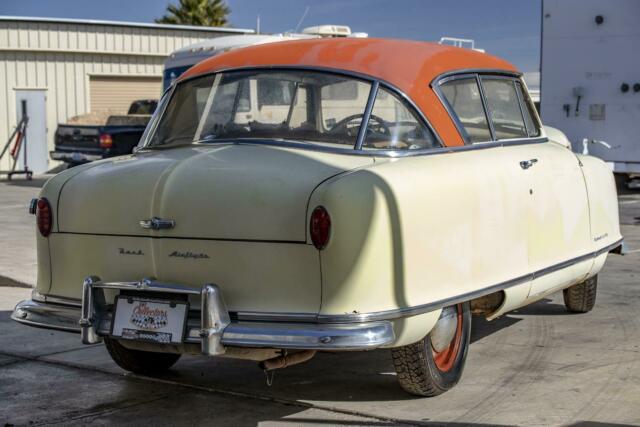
left=15, top=238, right=622, bottom=329
left=141, top=66, right=549, bottom=157
left=431, top=69, right=545, bottom=146
left=140, top=66, right=448, bottom=157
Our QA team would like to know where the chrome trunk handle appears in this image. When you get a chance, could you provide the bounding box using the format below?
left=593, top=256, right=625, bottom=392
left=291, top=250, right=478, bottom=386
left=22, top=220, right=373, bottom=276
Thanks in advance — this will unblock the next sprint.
left=519, top=158, right=538, bottom=170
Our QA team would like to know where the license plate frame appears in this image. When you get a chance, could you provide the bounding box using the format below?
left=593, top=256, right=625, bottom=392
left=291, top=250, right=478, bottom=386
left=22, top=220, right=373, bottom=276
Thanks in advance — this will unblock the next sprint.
left=110, top=295, right=189, bottom=345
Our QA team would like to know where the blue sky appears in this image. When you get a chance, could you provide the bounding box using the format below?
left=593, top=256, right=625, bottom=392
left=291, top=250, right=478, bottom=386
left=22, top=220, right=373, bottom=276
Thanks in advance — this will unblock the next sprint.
left=0, top=0, right=542, bottom=71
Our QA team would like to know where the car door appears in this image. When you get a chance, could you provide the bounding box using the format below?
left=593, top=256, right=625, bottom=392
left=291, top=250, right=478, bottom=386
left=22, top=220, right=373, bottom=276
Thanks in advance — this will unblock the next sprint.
left=436, top=75, right=532, bottom=296
left=480, top=76, right=593, bottom=297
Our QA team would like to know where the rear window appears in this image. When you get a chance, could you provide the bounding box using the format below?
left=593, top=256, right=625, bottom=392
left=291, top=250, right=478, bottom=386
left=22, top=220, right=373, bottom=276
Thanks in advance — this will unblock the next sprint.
left=145, top=69, right=437, bottom=152
left=439, top=78, right=491, bottom=143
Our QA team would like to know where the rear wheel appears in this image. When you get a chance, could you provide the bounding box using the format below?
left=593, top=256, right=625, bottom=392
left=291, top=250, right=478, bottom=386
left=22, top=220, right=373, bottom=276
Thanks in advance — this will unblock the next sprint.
left=104, top=337, right=181, bottom=375
left=563, top=275, right=598, bottom=313
left=391, top=302, right=471, bottom=397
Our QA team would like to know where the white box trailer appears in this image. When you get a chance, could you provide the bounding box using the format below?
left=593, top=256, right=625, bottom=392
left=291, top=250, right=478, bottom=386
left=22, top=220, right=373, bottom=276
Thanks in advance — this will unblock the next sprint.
left=540, top=0, right=640, bottom=184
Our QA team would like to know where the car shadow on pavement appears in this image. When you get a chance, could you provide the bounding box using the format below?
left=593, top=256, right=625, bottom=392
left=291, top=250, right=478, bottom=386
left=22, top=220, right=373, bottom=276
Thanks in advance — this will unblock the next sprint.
left=470, top=314, right=520, bottom=344
left=512, top=297, right=570, bottom=316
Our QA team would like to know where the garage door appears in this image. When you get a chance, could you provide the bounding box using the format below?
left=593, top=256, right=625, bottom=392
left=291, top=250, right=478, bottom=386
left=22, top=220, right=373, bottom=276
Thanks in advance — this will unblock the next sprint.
left=89, top=76, right=162, bottom=113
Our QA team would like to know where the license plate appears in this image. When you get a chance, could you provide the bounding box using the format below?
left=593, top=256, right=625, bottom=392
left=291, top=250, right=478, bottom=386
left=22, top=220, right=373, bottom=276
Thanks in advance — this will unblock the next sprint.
left=111, top=296, right=188, bottom=344
left=70, top=152, right=84, bottom=162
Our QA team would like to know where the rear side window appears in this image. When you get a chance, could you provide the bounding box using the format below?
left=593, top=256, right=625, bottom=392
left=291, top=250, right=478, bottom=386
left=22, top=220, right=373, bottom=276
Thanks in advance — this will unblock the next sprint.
left=363, top=87, right=438, bottom=150
left=481, top=78, right=528, bottom=140
left=515, top=82, right=541, bottom=137
left=440, top=78, right=491, bottom=143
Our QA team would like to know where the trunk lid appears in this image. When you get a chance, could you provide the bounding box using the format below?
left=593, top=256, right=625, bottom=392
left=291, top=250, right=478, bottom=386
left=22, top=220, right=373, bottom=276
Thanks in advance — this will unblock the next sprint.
left=58, top=143, right=372, bottom=241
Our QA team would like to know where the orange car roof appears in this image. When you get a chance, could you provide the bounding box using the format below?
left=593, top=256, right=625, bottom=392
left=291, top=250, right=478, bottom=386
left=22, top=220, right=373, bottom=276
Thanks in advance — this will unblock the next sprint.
left=180, top=38, right=519, bottom=147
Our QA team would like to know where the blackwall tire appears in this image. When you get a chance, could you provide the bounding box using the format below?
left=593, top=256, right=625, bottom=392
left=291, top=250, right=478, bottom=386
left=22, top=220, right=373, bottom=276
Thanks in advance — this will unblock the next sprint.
left=563, top=275, right=598, bottom=313
left=104, top=337, right=181, bottom=375
left=391, top=302, right=472, bottom=397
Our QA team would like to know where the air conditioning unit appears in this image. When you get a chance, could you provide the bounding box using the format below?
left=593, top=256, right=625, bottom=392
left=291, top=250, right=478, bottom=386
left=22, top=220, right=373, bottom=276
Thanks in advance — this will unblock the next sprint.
left=302, top=25, right=352, bottom=37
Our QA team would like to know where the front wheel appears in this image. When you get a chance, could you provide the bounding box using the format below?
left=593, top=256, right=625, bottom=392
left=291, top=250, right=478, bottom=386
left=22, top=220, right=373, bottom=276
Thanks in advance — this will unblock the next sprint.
left=391, top=302, right=471, bottom=397
left=563, top=275, right=598, bottom=313
left=104, top=337, right=181, bottom=375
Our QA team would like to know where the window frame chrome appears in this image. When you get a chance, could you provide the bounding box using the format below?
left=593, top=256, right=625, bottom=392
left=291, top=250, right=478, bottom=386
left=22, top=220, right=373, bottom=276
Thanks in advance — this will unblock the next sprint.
left=354, top=80, right=379, bottom=150
left=431, top=69, right=545, bottom=146
left=476, top=74, right=497, bottom=141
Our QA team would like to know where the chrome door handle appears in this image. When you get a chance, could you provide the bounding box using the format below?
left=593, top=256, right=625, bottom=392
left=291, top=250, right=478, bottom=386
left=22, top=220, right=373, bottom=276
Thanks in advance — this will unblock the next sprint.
left=519, top=159, right=538, bottom=170
left=140, top=217, right=175, bottom=230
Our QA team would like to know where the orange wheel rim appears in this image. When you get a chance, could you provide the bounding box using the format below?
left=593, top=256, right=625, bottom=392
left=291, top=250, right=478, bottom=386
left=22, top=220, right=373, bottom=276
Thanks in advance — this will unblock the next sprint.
left=432, top=304, right=463, bottom=372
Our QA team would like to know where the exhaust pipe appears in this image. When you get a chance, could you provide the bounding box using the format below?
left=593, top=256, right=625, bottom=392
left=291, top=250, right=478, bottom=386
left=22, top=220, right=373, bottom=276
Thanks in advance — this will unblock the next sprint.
left=259, top=350, right=316, bottom=371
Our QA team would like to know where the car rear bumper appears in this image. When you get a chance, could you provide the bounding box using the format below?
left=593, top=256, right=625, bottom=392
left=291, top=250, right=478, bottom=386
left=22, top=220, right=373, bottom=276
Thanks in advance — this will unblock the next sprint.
left=50, top=150, right=104, bottom=163
left=11, top=278, right=395, bottom=353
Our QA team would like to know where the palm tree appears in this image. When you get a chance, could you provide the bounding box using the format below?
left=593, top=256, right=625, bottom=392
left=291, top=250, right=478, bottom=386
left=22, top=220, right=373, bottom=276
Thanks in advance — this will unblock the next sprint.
left=156, top=0, right=230, bottom=27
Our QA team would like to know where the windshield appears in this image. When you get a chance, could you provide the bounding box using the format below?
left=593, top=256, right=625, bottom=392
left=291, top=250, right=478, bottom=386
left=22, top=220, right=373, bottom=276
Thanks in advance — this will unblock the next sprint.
left=146, top=70, right=438, bottom=151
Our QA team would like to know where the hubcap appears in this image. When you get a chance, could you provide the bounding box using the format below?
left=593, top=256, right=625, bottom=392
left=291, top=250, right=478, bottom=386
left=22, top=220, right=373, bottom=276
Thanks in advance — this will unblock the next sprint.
left=430, top=304, right=464, bottom=372
left=430, top=306, right=459, bottom=352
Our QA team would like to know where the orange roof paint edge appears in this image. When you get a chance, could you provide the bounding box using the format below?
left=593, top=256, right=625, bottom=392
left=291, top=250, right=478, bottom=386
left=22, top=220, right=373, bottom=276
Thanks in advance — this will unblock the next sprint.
left=180, top=38, right=519, bottom=147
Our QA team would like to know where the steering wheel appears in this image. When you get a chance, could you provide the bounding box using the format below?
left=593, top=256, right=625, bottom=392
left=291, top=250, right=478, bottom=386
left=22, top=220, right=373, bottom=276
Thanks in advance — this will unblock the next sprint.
left=329, top=114, right=390, bottom=138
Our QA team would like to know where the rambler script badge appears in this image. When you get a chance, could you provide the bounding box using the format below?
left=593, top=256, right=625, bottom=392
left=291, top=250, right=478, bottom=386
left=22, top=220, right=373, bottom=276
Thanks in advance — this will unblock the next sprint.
left=168, top=250, right=210, bottom=260
left=119, top=248, right=144, bottom=256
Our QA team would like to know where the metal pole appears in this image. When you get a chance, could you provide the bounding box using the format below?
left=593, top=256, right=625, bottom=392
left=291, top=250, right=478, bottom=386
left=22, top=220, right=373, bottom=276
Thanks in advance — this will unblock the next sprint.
left=21, top=100, right=28, bottom=172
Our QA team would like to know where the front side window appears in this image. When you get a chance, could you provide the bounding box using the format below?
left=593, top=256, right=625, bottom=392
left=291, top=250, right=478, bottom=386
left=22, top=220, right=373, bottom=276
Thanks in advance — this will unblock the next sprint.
left=363, top=87, right=438, bottom=150
left=439, top=78, right=492, bottom=143
left=481, top=78, right=528, bottom=140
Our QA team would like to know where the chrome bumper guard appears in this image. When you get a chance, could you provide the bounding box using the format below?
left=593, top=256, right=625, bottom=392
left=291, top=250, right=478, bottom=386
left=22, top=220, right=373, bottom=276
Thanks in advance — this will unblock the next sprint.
left=12, top=277, right=395, bottom=354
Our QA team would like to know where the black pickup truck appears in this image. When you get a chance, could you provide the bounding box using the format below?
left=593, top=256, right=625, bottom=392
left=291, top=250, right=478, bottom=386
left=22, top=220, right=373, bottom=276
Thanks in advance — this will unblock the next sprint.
left=51, top=100, right=157, bottom=166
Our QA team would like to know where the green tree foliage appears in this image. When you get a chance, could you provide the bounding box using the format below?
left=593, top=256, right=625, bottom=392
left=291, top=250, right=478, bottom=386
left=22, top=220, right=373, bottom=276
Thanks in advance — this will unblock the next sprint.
left=156, top=0, right=230, bottom=27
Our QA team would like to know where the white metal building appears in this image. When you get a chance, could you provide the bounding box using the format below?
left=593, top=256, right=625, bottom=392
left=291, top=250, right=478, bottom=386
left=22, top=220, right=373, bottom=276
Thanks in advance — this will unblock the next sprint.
left=0, top=16, right=253, bottom=173
left=540, top=0, right=640, bottom=176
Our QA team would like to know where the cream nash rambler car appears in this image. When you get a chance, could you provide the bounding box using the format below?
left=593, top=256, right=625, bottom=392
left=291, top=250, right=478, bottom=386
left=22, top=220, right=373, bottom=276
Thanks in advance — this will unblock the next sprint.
left=13, top=38, right=622, bottom=396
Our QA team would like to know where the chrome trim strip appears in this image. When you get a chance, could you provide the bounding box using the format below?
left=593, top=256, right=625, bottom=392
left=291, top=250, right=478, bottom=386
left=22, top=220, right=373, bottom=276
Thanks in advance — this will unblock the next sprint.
left=20, top=239, right=622, bottom=331
left=431, top=68, right=523, bottom=85
left=89, top=278, right=202, bottom=295
left=355, top=80, right=379, bottom=150
left=146, top=136, right=548, bottom=159
left=476, top=74, right=497, bottom=141
left=32, top=291, right=82, bottom=307
left=238, top=238, right=625, bottom=324
left=317, top=238, right=624, bottom=323
left=513, top=80, right=532, bottom=137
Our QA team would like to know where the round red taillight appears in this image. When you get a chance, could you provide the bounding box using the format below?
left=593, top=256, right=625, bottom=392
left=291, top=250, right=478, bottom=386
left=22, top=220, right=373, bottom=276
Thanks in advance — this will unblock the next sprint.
left=36, top=197, right=52, bottom=237
left=310, top=206, right=331, bottom=250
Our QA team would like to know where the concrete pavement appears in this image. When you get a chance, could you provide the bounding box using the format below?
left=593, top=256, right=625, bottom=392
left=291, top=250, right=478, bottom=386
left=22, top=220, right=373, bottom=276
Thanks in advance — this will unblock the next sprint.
left=1, top=177, right=639, bottom=426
